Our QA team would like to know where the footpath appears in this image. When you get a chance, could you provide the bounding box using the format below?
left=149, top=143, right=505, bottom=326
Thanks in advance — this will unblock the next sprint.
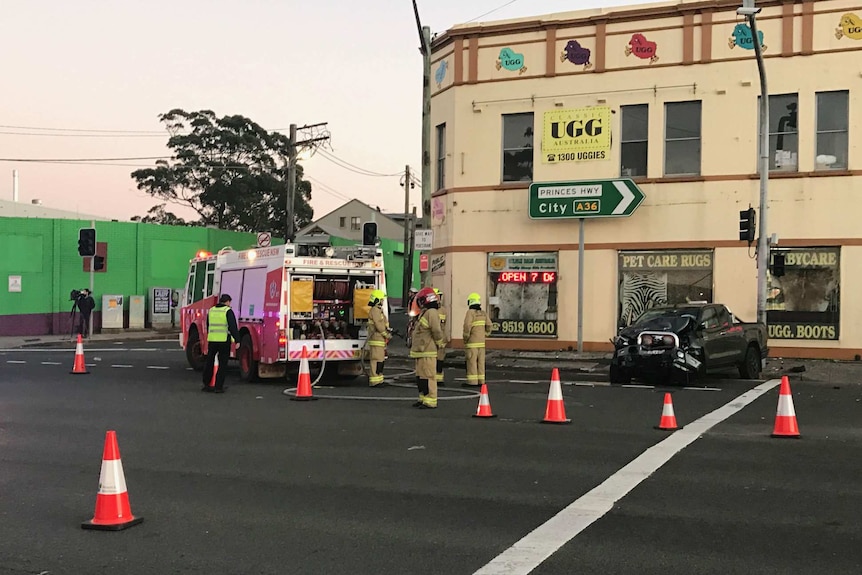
left=2, top=328, right=860, bottom=385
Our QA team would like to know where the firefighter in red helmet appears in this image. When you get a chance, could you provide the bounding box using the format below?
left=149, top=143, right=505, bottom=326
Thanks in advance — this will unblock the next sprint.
left=409, top=287, right=445, bottom=409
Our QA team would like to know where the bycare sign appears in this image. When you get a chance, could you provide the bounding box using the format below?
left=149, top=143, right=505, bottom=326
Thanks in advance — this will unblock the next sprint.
left=529, top=179, right=645, bottom=219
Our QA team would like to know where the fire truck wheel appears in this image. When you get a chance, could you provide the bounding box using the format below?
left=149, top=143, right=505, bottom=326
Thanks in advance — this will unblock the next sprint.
left=239, top=333, right=259, bottom=382
left=186, top=328, right=206, bottom=371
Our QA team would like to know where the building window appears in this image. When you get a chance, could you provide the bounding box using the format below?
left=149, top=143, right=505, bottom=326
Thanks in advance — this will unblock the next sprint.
left=664, top=101, right=701, bottom=176
left=767, top=247, right=840, bottom=340
left=339, top=216, right=346, bottom=228
left=617, top=250, right=714, bottom=327
left=487, top=252, right=557, bottom=338
left=758, top=93, right=798, bottom=172
left=350, top=216, right=361, bottom=231
left=621, top=104, right=648, bottom=177
left=436, top=123, right=446, bottom=190
left=502, top=113, right=534, bottom=182
left=815, top=91, right=848, bottom=170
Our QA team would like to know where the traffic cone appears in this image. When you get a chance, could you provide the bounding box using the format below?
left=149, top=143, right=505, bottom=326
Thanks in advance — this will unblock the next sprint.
left=70, top=334, right=89, bottom=375
left=472, top=384, right=497, bottom=418
left=290, top=345, right=317, bottom=401
left=81, top=430, right=144, bottom=531
left=654, top=392, right=679, bottom=431
left=541, top=368, right=571, bottom=424
left=206, top=354, right=219, bottom=389
left=771, top=375, right=800, bottom=438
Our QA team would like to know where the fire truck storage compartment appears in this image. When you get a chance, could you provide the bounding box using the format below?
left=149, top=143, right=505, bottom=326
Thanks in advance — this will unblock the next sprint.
left=219, top=267, right=267, bottom=320
left=288, top=273, right=376, bottom=340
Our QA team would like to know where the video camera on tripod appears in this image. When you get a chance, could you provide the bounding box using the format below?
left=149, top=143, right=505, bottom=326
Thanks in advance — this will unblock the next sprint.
left=70, top=289, right=87, bottom=302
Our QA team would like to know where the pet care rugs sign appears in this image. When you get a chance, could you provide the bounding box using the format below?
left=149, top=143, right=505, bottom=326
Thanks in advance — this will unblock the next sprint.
left=542, top=106, right=611, bottom=164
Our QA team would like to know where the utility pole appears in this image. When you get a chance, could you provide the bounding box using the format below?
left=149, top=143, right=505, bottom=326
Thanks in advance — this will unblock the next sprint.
left=402, top=165, right=412, bottom=303
left=285, top=122, right=331, bottom=244
left=89, top=219, right=95, bottom=339
left=738, top=0, right=769, bottom=325
left=413, top=0, right=432, bottom=287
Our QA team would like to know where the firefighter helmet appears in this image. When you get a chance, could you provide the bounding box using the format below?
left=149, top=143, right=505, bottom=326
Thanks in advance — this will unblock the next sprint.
left=416, top=287, right=438, bottom=308
left=369, top=289, right=386, bottom=306
left=467, top=292, right=481, bottom=306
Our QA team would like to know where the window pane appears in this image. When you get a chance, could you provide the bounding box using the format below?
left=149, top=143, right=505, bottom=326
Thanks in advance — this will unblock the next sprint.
left=816, top=132, right=848, bottom=169
left=503, top=149, right=533, bottom=182
left=665, top=139, right=701, bottom=175
left=503, top=113, right=534, bottom=149
left=769, top=133, right=798, bottom=171
left=767, top=94, right=797, bottom=134
left=665, top=102, right=701, bottom=140
left=436, top=123, right=446, bottom=190
left=817, top=91, right=848, bottom=132
left=621, top=104, right=649, bottom=141
left=621, top=141, right=648, bottom=177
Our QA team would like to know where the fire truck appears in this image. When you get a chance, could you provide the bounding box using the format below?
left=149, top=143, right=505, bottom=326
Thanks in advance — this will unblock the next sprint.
left=179, top=242, right=387, bottom=381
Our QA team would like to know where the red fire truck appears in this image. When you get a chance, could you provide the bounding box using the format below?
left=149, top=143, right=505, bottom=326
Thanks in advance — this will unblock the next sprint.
left=180, top=243, right=387, bottom=381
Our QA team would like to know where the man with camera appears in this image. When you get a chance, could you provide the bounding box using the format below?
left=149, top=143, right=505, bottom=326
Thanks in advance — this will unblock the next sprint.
left=71, top=289, right=96, bottom=338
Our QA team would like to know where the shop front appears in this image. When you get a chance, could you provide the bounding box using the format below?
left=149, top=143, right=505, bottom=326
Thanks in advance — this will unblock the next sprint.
left=486, top=252, right=558, bottom=338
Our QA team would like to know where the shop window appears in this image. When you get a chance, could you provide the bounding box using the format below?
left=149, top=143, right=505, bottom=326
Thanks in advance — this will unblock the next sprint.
left=757, top=93, right=798, bottom=172
left=617, top=250, right=713, bottom=327
left=621, top=104, right=648, bottom=177
left=487, top=252, right=557, bottom=338
left=664, top=101, right=701, bottom=176
left=436, top=123, right=446, bottom=190
left=350, top=216, right=361, bottom=231
left=767, top=247, right=840, bottom=340
left=502, top=113, right=534, bottom=182
left=815, top=91, right=848, bottom=171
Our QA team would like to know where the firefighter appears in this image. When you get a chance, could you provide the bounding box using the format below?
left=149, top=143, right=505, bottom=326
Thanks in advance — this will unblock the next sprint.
left=366, top=289, right=391, bottom=387
left=433, top=288, right=449, bottom=386
left=202, top=294, right=242, bottom=393
left=463, top=292, right=493, bottom=387
left=410, top=287, right=445, bottom=409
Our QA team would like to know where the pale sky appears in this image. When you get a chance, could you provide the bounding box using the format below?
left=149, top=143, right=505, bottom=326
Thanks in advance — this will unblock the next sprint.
left=1, top=0, right=648, bottom=223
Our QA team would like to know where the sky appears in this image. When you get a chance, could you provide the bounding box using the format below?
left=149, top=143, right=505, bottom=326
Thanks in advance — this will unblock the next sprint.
left=1, top=0, right=650, bottom=224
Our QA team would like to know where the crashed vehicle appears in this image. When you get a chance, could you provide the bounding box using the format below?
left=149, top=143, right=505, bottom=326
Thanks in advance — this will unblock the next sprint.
left=610, top=303, right=768, bottom=384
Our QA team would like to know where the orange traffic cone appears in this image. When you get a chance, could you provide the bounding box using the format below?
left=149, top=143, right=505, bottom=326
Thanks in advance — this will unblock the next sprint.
left=81, top=430, right=144, bottom=531
left=205, top=354, right=219, bottom=389
left=771, top=375, right=800, bottom=438
left=290, top=345, right=317, bottom=401
left=541, top=368, right=571, bottom=424
left=473, top=384, right=496, bottom=418
left=70, top=334, right=89, bottom=375
left=654, top=392, right=679, bottom=431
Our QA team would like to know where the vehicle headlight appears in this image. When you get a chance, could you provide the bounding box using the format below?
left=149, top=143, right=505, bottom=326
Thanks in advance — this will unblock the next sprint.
left=662, top=335, right=676, bottom=346
left=641, top=335, right=653, bottom=345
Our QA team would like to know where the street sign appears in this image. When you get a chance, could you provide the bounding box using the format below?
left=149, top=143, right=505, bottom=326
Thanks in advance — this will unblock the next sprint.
left=528, top=178, right=645, bottom=219
left=419, top=254, right=429, bottom=272
left=414, top=229, right=433, bottom=251
left=257, top=232, right=272, bottom=247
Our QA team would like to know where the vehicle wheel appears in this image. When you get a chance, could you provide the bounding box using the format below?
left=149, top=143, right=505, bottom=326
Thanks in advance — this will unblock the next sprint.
left=239, top=334, right=259, bottom=382
left=738, top=345, right=762, bottom=380
left=609, top=364, right=631, bottom=384
left=186, top=328, right=206, bottom=371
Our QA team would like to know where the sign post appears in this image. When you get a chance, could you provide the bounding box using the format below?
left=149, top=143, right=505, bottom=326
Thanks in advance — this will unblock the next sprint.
left=528, top=179, right=646, bottom=352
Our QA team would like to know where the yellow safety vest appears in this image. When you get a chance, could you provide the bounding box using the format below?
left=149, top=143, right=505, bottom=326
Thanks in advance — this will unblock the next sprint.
left=207, top=306, right=230, bottom=342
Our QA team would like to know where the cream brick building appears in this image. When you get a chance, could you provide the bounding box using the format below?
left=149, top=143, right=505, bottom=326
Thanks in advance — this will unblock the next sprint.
left=428, top=0, right=862, bottom=359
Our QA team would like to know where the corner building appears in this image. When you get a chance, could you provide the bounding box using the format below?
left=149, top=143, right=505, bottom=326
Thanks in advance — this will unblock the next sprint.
left=428, top=0, right=862, bottom=359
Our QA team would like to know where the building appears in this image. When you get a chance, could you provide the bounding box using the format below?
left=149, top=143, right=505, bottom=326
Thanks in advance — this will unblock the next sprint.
left=0, top=198, right=108, bottom=221
left=429, top=0, right=861, bottom=359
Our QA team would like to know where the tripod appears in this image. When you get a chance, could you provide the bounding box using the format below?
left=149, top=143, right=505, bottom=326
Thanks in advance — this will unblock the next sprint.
left=69, top=299, right=91, bottom=339
left=69, top=301, right=79, bottom=340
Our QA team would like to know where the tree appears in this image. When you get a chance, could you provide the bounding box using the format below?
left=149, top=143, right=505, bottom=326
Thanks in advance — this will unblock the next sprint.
left=131, top=109, right=314, bottom=237
left=130, top=203, right=194, bottom=226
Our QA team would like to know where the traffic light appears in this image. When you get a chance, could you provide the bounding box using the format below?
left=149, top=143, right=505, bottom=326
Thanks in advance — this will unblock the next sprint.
left=362, top=222, right=378, bottom=246
left=771, top=252, right=786, bottom=277
left=93, top=255, right=105, bottom=271
left=738, top=208, right=756, bottom=243
left=78, top=228, right=96, bottom=257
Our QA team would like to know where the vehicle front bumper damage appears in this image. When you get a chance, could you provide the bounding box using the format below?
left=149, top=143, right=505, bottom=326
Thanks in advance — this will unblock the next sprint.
left=613, top=331, right=703, bottom=377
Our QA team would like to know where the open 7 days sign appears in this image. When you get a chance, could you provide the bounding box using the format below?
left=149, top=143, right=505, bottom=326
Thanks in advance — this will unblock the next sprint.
left=529, top=179, right=645, bottom=219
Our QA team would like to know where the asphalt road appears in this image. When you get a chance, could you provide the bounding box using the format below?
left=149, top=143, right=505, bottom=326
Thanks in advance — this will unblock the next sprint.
left=1, top=341, right=860, bottom=574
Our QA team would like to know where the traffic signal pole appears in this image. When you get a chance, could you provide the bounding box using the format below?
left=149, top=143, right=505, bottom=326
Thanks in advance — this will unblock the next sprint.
left=89, top=219, right=95, bottom=338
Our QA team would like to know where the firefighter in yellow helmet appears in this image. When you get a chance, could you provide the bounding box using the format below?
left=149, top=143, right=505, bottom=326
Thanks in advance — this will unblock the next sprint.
left=463, top=292, right=493, bottom=387
left=410, top=287, right=445, bottom=408
left=433, top=287, right=449, bottom=386
left=365, top=289, right=391, bottom=387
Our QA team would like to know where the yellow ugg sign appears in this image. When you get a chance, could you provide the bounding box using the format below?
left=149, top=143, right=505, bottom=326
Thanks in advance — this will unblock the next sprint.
left=542, top=106, right=611, bottom=163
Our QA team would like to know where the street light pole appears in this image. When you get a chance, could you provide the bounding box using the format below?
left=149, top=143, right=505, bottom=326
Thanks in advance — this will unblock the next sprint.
left=739, top=1, right=769, bottom=325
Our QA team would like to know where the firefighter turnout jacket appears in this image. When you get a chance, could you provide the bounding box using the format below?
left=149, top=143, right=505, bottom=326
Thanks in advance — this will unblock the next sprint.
left=463, top=308, right=493, bottom=347
left=410, top=308, right=446, bottom=362
left=367, top=305, right=390, bottom=349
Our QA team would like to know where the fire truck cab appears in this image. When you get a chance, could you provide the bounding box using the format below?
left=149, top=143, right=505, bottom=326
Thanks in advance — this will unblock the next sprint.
left=180, top=243, right=387, bottom=381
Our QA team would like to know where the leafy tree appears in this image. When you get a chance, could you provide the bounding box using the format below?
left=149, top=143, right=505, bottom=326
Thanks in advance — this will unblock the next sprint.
left=130, top=203, right=194, bottom=226
left=131, top=109, right=313, bottom=237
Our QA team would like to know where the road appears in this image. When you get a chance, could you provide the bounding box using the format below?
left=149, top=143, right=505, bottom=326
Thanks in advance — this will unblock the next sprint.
left=1, top=341, right=860, bottom=574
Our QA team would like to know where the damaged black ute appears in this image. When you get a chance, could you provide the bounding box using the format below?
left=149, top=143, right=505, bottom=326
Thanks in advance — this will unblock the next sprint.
left=610, top=303, right=768, bottom=384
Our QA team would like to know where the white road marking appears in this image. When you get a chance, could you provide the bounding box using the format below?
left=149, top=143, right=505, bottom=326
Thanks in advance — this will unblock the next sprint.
left=683, top=386, right=722, bottom=392
left=40, top=361, right=62, bottom=365
left=472, top=379, right=782, bottom=575
left=7, top=360, right=26, bottom=364
left=510, top=379, right=542, bottom=384
left=146, top=339, right=175, bottom=342
left=622, top=384, right=654, bottom=389
left=146, top=366, right=169, bottom=370
left=573, top=381, right=610, bottom=387
left=111, top=365, right=134, bottom=368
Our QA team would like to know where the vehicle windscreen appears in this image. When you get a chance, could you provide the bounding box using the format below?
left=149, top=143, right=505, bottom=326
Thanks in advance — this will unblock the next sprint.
left=632, top=308, right=698, bottom=332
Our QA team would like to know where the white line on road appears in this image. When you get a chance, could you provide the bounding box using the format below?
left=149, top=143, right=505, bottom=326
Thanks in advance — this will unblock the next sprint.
left=111, top=365, right=134, bottom=368
left=683, top=386, right=722, bottom=392
left=473, top=379, right=782, bottom=575
left=622, top=384, right=654, bottom=389
left=6, top=360, right=26, bottom=364
left=573, top=381, right=610, bottom=387
left=40, top=361, right=62, bottom=365
left=510, top=380, right=542, bottom=384
left=146, top=366, right=170, bottom=370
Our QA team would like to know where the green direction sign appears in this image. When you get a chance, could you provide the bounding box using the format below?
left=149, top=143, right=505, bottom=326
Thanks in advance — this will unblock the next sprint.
left=528, top=179, right=645, bottom=219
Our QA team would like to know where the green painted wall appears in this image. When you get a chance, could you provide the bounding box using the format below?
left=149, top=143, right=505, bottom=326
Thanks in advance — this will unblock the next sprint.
left=328, top=236, right=420, bottom=302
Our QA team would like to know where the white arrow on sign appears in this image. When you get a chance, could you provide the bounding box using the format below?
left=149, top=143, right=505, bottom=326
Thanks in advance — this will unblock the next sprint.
left=612, top=181, right=635, bottom=215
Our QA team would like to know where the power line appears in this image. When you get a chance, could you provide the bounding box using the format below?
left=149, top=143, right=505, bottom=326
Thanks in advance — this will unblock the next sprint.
left=0, top=156, right=170, bottom=162
left=316, top=148, right=402, bottom=177
left=466, top=0, right=520, bottom=23
left=0, top=130, right=166, bottom=138
left=0, top=123, right=164, bottom=134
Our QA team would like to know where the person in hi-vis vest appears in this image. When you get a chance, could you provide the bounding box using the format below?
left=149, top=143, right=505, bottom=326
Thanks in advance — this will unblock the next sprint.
left=365, top=289, right=391, bottom=387
left=202, top=294, right=241, bottom=393
left=462, top=292, right=493, bottom=387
